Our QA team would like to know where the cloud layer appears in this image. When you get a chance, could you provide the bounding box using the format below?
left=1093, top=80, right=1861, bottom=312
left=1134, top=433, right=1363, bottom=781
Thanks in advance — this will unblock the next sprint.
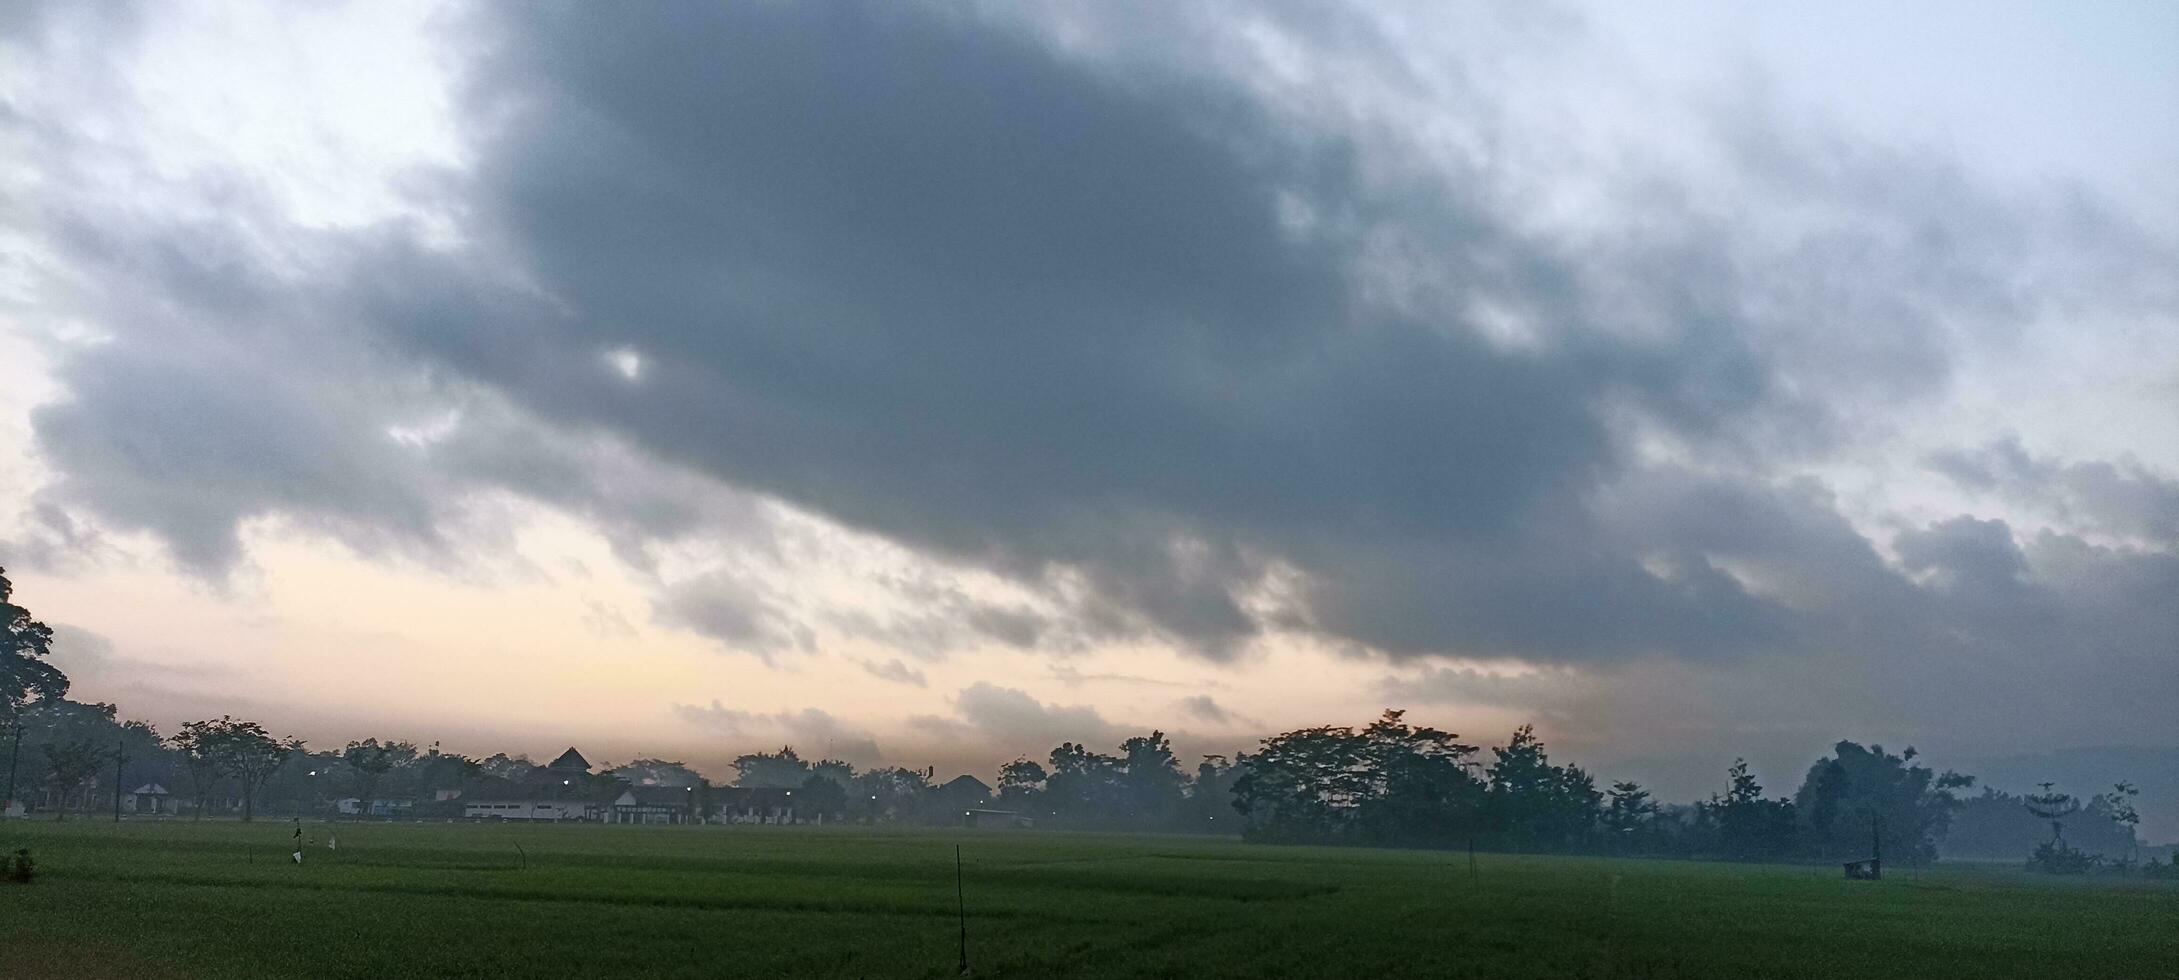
left=2, top=1, right=2173, bottom=765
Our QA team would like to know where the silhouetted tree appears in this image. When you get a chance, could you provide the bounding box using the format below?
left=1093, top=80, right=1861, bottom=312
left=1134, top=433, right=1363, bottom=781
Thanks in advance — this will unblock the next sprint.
left=796, top=772, right=848, bottom=821
left=169, top=721, right=224, bottom=817
left=996, top=757, right=1047, bottom=808
left=607, top=758, right=706, bottom=787
left=341, top=739, right=415, bottom=817
left=41, top=738, right=103, bottom=819
left=809, top=758, right=856, bottom=787
left=1116, top=731, right=1187, bottom=825
left=851, top=766, right=932, bottom=821
left=1233, top=724, right=1368, bottom=842
left=733, top=746, right=814, bottom=788
left=2025, top=782, right=2083, bottom=846
left=1707, top=759, right=1797, bottom=860
left=1485, top=725, right=1599, bottom=850
left=1356, top=711, right=1483, bottom=848
left=2088, top=782, right=2141, bottom=863
left=176, top=717, right=300, bottom=821
left=1183, top=755, right=1240, bottom=831
left=0, top=568, right=67, bottom=713
left=1792, top=742, right=1973, bottom=863
left=1045, top=741, right=1125, bottom=825
left=1233, top=711, right=1487, bottom=847
left=1603, top=780, right=1659, bottom=849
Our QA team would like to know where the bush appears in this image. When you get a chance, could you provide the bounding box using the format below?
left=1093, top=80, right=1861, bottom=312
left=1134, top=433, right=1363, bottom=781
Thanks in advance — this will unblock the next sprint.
left=3, top=847, right=33, bottom=883
left=2026, top=841, right=2100, bottom=875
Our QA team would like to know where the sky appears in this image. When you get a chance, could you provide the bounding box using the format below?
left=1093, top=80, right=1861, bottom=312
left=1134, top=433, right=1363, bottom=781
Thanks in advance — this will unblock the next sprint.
left=2, top=1, right=2175, bottom=835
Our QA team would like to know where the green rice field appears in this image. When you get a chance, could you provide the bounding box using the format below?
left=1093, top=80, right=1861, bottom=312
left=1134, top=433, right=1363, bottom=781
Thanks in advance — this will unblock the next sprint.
left=2, top=820, right=2173, bottom=978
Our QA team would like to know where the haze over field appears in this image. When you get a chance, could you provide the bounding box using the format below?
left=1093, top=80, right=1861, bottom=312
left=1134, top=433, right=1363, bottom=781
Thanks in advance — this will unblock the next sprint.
left=2, top=2, right=2174, bottom=834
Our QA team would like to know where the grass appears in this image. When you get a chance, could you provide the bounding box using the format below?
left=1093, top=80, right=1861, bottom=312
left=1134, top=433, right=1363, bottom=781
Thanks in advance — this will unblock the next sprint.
left=2, top=820, right=2174, bottom=978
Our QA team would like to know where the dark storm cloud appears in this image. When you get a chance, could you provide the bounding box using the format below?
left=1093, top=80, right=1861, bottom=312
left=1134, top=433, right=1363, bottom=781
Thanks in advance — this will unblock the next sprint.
left=825, top=573, right=1065, bottom=659
left=8, top=0, right=2175, bottom=714
left=33, top=339, right=443, bottom=574
left=1931, top=437, right=2179, bottom=547
left=371, top=2, right=1834, bottom=659
left=653, top=571, right=813, bottom=659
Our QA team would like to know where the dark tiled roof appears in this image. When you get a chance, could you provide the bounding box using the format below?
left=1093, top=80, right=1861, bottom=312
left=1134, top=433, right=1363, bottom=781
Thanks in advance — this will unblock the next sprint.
left=547, top=747, right=591, bottom=771
left=939, top=774, right=992, bottom=795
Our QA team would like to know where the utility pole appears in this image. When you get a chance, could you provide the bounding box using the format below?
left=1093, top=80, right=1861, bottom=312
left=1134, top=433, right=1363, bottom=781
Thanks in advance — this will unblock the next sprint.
left=956, top=844, right=970, bottom=975
left=113, top=737, right=130, bottom=823
left=3, top=714, right=21, bottom=817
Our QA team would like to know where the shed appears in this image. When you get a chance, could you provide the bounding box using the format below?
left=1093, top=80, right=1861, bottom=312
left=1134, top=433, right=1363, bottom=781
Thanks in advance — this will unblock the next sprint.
left=127, top=783, right=172, bottom=815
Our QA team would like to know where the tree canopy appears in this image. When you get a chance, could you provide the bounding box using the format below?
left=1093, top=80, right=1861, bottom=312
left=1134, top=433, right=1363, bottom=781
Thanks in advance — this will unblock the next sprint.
left=1, top=567, right=68, bottom=712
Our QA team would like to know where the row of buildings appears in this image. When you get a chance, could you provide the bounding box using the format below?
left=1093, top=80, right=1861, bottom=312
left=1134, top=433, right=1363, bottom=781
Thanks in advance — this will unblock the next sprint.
left=95, top=747, right=1027, bottom=827
left=454, top=748, right=1027, bottom=827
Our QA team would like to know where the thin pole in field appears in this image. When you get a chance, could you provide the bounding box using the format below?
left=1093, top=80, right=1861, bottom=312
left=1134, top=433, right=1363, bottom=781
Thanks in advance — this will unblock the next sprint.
left=112, top=737, right=129, bottom=823
left=956, top=844, right=970, bottom=975
left=3, top=716, right=20, bottom=815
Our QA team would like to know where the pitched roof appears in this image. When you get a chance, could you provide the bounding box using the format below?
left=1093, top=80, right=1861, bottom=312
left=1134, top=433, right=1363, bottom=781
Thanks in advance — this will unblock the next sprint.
left=547, top=747, right=592, bottom=772
left=939, top=774, right=992, bottom=794
left=130, top=783, right=170, bottom=795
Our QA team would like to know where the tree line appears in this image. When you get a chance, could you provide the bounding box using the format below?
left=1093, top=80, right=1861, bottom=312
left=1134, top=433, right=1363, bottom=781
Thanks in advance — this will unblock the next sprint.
left=4, top=567, right=2165, bottom=871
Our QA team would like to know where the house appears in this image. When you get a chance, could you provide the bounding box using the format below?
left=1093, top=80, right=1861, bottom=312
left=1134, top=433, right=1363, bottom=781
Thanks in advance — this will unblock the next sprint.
left=463, top=799, right=605, bottom=821
left=463, top=747, right=612, bottom=821
left=922, top=774, right=996, bottom=825
left=925, top=775, right=1026, bottom=827
left=609, top=785, right=697, bottom=825
left=335, top=798, right=416, bottom=818
left=124, top=783, right=171, bottom=815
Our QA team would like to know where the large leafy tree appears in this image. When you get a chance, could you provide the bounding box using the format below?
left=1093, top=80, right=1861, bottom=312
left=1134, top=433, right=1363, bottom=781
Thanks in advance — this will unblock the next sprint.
left=732, top=746, right=813, bottom=788
left=995, top=757, right=1048, bottom=808
left=1, top=567, right=68, bottom=713
left=1116, top=731, right=1187, bottom=825
left=795, top=772, right=849, bottom=821
left=341, top=739, right=418, bottom=817
left=1044, top=741, right=1126, bottom=824
left=2088, top=782, right=2141, bottom=862
left=1485, top=725, right=1601, bottom=850
left=1707, top=759, right=1798, bottom=860
left=171, top=717, right=301, bottom=821
left=168, top=720, right=225, bottom=817
left=1792, top=741, right=1974, bottom=863
left=11, top=700, right=160, bottom=818
left=2024, top=782, right=2084, bottom=845
left=1233, top=711, right=1487, bottom=847
left=607, top=758, right=707, bottom=788
left=1355, top=711, right=1483, bottom=848
left=1603, top=780, right=1660, bottom=848
left=1232, top=724, right=1366, bottom=842
left=1182, top=755, right=1240, bottom=831
left=851, top=765, right=932, bottom=821
left=41, top=738, right=105, bottom=819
